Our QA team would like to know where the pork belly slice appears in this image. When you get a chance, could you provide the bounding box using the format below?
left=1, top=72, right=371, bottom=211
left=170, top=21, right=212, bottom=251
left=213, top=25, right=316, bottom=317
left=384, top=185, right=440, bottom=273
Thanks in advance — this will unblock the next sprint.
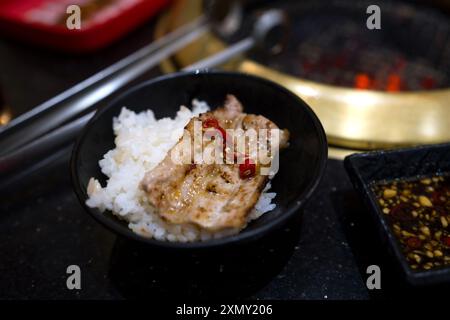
left=140, top=95, right=289, bottom=231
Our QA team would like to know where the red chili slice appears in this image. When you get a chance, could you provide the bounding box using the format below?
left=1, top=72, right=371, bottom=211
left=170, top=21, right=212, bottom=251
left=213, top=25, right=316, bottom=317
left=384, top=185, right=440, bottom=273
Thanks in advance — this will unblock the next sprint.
left=217, top=126, right=232, bottom=158
left=204, top=124, right=228, bottom=159
left=203, top=118, right=219, bottom=129
left=239, top=158, right=256, bottom=179
left=217, top=126, right=227, bottom=144
left=406, top=237, right=422, bottom=249
left=204, top=126, right=226, bottom=143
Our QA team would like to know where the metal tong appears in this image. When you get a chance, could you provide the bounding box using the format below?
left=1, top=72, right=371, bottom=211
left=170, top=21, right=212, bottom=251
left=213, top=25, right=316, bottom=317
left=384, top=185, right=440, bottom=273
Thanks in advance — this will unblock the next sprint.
left=0, top=3, right=286, bottom=183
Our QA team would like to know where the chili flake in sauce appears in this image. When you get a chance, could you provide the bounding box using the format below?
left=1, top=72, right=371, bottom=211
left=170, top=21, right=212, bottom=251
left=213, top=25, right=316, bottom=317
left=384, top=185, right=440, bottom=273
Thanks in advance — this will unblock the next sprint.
left=372, top=175, right=450, bottom=271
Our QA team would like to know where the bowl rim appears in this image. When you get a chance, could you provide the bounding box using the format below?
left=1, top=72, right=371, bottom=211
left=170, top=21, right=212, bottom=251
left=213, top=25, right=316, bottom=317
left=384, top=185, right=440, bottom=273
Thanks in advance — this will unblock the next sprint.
left=70, top=70, right=328, bottom=249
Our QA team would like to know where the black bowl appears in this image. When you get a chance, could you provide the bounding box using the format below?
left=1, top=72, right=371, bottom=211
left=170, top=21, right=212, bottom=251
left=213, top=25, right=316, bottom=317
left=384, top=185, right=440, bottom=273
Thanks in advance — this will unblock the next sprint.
left=345, top=143, right=450, bottom=286
left=71, top=71, right=327, bottom=249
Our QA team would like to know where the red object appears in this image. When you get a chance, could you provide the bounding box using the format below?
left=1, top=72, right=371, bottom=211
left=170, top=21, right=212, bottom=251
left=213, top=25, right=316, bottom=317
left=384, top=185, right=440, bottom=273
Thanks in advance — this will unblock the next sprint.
left=386, top=74, right=402, bottom=92
left=216, top=126, right=227, bottom=144
left=239, top=158, right=256, bottom=179
left=0, top=0, right=171, bottom=53
left=354, top=73, right=372, bottom=90
left=203, top=118, right=221, bottom=141
left=203, top=118, right=228, bottom=153
left=202, top=118, right=219, bottom=129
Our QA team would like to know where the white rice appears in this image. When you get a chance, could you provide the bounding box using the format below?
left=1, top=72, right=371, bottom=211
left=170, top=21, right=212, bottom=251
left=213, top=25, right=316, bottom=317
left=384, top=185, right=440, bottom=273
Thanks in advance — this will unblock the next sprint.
left=86, top=100, right=277, bottom=242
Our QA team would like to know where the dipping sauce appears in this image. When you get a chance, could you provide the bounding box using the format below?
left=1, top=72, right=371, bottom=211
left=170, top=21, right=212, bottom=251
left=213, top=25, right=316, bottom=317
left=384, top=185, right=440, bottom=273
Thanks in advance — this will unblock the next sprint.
left=373, top=175, right=450, bottom=271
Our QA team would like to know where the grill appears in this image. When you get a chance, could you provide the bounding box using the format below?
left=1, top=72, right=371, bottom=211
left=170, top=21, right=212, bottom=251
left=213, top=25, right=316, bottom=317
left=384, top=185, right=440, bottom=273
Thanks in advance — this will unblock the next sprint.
left=155, top=0, right=450, bottom=158
left=249, top=1, right=450, bottom=91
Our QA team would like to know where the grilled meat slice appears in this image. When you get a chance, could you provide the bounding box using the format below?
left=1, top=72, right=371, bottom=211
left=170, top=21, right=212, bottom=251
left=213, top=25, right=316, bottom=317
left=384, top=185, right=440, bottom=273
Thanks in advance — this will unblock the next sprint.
left=140, top=95, right=289, bottom=231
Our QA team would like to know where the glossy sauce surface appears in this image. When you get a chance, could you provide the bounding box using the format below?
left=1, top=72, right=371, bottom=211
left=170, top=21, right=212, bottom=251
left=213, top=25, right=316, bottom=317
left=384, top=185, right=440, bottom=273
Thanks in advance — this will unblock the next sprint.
left=373, top=175, right=450, bottom=271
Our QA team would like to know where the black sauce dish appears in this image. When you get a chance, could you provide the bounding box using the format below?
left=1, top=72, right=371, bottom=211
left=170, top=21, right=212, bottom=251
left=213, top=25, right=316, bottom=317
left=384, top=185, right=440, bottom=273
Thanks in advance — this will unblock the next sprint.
left=345, top=143, right=450, bottom=286
left=71, top=71, right=327, bottom=250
